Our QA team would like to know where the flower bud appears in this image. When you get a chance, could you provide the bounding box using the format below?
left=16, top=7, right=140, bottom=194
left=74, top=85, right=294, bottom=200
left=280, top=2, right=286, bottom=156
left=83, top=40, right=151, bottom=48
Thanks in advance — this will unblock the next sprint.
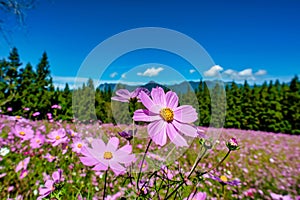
left=226, top=138, right=239, bottom=151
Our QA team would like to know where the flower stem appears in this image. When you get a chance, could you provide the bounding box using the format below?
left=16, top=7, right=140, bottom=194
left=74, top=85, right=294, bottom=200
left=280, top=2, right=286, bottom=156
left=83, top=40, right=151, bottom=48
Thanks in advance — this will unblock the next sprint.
left=103, top=170, right=108, bottom=200
left=215, top=150, right=231, bottom=170
left=200, top=150, right=231, bottom=176
left=165, top=148, right=208, bottom=199
left=136, top=139, right=152, bottom=190
left=188, top=147, right=208, bottom=179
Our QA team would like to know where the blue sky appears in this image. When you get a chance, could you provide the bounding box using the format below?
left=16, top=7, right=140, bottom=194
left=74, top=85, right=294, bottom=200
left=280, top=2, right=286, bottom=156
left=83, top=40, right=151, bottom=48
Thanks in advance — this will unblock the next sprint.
left=0, top=0, right=299, bottom=88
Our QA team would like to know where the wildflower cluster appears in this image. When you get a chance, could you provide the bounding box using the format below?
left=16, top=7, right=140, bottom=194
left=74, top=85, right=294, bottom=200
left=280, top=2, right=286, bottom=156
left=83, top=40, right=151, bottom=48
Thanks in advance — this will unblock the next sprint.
left=9, top=87, right=300, bottom=199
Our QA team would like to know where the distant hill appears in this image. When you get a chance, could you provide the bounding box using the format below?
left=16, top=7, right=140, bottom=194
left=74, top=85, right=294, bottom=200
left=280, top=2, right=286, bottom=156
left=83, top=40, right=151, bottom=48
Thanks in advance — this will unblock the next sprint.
left=97, top=80, right=242, bottom=93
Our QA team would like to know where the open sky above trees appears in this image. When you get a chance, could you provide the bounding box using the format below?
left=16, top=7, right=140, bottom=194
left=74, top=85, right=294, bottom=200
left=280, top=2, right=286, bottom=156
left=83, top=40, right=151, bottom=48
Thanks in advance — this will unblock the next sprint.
left=0, top=0, right=300, bottom=89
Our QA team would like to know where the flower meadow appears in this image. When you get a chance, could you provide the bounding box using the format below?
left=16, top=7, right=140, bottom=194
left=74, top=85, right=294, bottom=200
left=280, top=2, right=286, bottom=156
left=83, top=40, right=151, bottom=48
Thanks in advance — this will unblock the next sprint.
left=0, top=87, right=299, bottom=200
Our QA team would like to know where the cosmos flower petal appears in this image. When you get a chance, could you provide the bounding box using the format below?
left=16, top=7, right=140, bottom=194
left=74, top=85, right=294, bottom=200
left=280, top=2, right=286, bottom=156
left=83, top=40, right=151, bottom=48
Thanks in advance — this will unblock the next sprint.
left=116, top=89, right=131, bottom=99
left=166, top=123, right=188, bottom=147
left=114, top=154, right=135, bottom=165
left=166, top=91, right=179, bottom=109
left=52, top=169, right=62, bottom=183
left=139, top=91, right=157, bottom=113
left=110, top=161, right=126, bottom=176
left=92, top=139, right=105, bottom=154
left=44, top=180, right=54, bottom=188
left=172, top=120, right=198, bottom=137
left=92, top=163, right=108, bottom=171
left=79, top=137, right=135, bottom=175
left=79, top=156, right=99, bottom=166
left=148, top=120, right=167, bottom=146
left=148, top=120, right=165, bottom=137
left=111, top=96, right=129, bottom=102
left=106, top=137, right=119, bottom=152
left=133, top=109, right=161, bottom=122
left=116, top=144, right=132, bottom=154
left=39, top=188, right=51, bottom=196
left=151, top=87, right=166, bottom=106
left=80, top=147, right=95, bottom=157
left=174, top=105, right=198, bottom=123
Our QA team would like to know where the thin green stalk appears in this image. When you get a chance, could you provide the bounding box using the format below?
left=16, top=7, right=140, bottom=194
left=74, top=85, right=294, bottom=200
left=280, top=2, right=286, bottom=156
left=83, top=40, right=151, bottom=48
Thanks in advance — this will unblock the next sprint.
left=165, top=148, right=208, bottom=199
left=103, top=170, right=108, bottom=200
left=136, top=139, right=152, bottom=190
left=200, top=150, right=231, bottom=176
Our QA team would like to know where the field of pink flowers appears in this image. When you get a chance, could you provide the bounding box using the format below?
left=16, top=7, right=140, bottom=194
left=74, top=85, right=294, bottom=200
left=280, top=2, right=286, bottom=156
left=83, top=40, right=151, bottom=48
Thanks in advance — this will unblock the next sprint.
left=0, top=116, right=299, bottom=199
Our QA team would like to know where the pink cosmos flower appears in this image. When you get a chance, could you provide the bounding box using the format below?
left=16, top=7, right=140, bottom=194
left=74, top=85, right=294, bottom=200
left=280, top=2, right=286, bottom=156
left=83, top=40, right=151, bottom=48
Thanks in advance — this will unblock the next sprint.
left=7, top=107, right=12, bottom=112
left=15, top=157, right=30, bottom=172
left=52, top=169, right=63, bottom=183
left=80, top=137, right=135, bottom=176
left=30, top=134, right=45, bottom=149
left=184, top=192, right=206, bottom=200
left=133, top=87, right=198, bottom=147
left=61, top=142, right=70, bottom=154
left=19, top=169, right=28, bottom=179
left=13, top=125, right=34, bottom=141
left=105, top=192, right=123, bottom=200
left=51, top=104, right=61, bottom=109
left=67, top=129, right=79, bottom=138
left=46, top=113, right=52, bottom=120
left=161, top=165, right=174, bottom=180
left=270, top=193, right=293, bottom=200
left=32, top=112, right=40, bottom=117
left=37, top=180, right=55, bottom=200
left=47, top=128, right=68, bottom=146
left=71, top=139, right=86, bottom=153
left=10, top=115, right=28, bottom=123
left=111, top=87, right=150, bottom=103
left=43, top=153, right=56, bottom=162
left=0, top=173, right=7, bottom=178
left=37, top=169, right=63, bottom=200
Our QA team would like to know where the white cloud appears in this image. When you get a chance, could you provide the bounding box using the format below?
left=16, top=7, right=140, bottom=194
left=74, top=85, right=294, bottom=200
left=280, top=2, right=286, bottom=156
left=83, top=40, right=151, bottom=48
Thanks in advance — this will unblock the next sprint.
left=222, top=68, right=267, bottom=80
left=121, top=73, right=126, bottom=78
left=238, top=68, right=253, bottom=77
left=255, top=69, right=267, bottom=76
left=110, top=72, right=118, bottom=78
left=223, top=69, right=237, bottom=76
left=204, top=65, right=223, bottom=77
left=189, top=69, right=196, bottom=74
left=137, top=67, right=164, bottom=77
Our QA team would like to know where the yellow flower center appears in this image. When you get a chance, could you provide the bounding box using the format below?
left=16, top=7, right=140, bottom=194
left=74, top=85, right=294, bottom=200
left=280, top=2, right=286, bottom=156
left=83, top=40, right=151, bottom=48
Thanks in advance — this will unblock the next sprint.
left=22, top=171, right=28, bottom=177
left=103, top=151, right=113, bottom=160
left=36, top=139, right=41, bottom=143
left=220, top=175, right=228, bottom=182
left=160, top=108, right=174, bottom=122
left=16, top=116, right=22, bottom=119
left=142, top=164, right=147, bottom=168
left=55, top=136, right=61, bottom=140
left=19, top=131, right=25, bottom=136
left=77, top=144, right=82, bottom=148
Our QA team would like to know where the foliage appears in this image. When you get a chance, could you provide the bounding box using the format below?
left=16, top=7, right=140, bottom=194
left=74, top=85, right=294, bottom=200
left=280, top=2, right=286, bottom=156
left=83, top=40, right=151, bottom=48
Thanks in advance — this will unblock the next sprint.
left=0, top=48, right=300, bottom=134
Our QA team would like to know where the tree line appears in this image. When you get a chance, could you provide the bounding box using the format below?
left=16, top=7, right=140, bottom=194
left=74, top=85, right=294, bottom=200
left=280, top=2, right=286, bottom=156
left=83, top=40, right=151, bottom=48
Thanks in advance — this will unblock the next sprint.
left=0, top=48, right=299, bottom=134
